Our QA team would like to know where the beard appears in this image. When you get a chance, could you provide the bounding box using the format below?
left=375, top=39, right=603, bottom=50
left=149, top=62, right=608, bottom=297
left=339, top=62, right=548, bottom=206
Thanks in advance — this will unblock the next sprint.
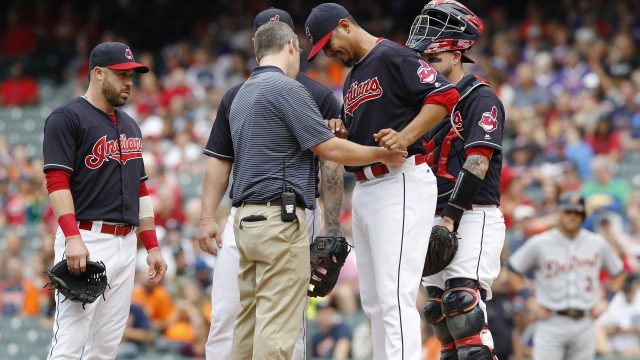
left=101, top=78, right=127, bottom=107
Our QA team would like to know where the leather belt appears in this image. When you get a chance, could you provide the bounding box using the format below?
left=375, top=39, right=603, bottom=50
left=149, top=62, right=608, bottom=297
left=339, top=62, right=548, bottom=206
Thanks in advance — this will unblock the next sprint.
left=353, top=154, right=427, bottom=182
left=555, top=308, right=586, bottom=320
left=78, top=221, right=134, bottom=237
left=240, top=198, right=306, bottom=209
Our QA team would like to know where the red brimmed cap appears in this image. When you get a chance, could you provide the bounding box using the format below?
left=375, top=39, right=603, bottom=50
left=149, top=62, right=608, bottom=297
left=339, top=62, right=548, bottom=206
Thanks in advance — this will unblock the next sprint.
left=304, top=3, right=349, bottom=61
left=89, top=42, right=149, bottom=73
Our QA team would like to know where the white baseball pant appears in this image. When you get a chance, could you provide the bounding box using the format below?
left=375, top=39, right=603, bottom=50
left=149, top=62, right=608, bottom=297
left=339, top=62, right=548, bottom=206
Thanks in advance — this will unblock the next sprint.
left=206, top=201, right=321, bottom=360
left=423, top=206, right=506, bottom=300
left=48, top=223, right=137, bottom=360
left=351, top=156, right=437, bottom=360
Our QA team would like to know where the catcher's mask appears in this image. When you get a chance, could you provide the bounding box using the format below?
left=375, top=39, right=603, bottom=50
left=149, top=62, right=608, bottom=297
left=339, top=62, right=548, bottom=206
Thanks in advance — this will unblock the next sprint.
left=406, top=0, right=483, bottom=63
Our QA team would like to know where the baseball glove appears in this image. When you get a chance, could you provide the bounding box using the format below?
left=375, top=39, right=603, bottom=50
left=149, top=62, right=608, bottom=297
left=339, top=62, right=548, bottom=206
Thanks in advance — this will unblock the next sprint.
left=422, top=225, right=459, bottom=277
left=308, top=236, right=351, bottom=297
left=46, top=259, right=109, bottom=309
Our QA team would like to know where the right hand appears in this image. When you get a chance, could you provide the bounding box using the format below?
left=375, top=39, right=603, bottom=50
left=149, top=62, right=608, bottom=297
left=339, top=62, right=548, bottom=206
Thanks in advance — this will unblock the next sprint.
left=65, top=235, right=90, bottom=275
left=326, top=118, right=348, bottom=139
left=379, top=148, right=408, bottom=166
left=198, top=217, right=223, bottom=255
left=527, top=298, right=551, bottom=321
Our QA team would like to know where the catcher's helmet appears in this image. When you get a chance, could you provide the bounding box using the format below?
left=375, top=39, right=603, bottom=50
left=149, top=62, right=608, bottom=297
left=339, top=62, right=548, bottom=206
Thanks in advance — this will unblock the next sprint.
left=558, top=191, right=586, bottom=217
left=406, top=0, right=484, bottom=63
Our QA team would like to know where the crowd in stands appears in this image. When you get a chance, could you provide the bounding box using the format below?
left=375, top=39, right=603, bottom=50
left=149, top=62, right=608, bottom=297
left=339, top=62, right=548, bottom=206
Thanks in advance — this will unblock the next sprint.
left=2, top=0, right=640, bottom=358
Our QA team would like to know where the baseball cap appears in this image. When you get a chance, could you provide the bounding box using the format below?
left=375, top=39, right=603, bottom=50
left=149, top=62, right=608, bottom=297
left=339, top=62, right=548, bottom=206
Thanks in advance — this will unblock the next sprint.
left=305, top=3, right=350, bottom=61
left=89, top=42, right=149, bottom=73
left=253, top=8, right=294, bottom=33
left=558, top=192, right=585, bottom=214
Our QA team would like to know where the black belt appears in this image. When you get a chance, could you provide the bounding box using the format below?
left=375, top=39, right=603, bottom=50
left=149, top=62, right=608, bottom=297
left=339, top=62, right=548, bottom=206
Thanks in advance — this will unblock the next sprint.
left=240, top=198, right=306, bottom=209
left=555, top=308, right=586, bottom=319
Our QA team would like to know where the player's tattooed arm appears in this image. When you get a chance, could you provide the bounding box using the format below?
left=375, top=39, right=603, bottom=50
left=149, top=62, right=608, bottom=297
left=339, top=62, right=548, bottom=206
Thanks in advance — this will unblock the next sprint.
left=462, top=154, right=490, bottom=180
left=320, top=158, right=344, bottom=237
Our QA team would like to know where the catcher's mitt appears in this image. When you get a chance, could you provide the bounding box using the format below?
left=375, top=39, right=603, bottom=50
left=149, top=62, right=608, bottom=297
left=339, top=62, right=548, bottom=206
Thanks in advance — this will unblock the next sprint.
left=422, top=225, right=458, bottom=277
left=46, top=259, right=109, bottom=309
left=308, top=236, right=351, bottom=297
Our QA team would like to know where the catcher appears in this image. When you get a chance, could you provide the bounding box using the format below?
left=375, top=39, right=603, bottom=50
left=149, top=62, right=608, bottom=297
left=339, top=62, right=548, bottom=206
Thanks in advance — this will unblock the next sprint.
left=42, top=42, right=167, bottom=359
left=405, top=1, right=507, bottom=359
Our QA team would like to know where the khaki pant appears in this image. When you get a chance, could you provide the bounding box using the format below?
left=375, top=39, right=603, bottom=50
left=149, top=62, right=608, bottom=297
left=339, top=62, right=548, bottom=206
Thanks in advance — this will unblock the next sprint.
left=231, top=203, right=309, bottom=360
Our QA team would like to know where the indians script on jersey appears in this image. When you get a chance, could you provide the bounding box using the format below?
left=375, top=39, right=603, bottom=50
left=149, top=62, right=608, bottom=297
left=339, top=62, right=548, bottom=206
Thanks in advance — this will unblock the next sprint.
left=85, top=134, right=143, bottom=169
left=343, top=77, right=383, bottom=116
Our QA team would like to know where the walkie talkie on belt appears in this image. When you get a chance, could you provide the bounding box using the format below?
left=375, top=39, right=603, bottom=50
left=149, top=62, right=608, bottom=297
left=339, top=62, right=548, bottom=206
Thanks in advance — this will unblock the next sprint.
left=281, top=159, right=297, bottom=222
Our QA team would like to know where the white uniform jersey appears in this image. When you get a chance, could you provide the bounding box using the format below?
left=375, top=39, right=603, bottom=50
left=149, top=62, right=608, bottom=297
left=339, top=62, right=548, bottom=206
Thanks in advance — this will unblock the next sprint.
left=509, top=228, right=623, bottom=310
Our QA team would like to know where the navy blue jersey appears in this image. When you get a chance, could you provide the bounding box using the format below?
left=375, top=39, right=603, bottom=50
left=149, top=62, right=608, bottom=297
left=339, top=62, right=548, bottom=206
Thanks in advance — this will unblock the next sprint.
left=43, top=97, right=147, bottom=225
left=341, top=39, right=455, bottom=172
left=423, top=74, right=505, bottom=209
left=204, top=71, right=340, bottom=159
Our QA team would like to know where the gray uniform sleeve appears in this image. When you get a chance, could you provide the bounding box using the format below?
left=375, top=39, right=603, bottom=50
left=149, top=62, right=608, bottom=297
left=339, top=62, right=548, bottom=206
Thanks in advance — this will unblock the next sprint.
left=278, top=81, right=335, bottom=151
left=600, top=236, right=624, bottom=275
left=508, top=236, right=541, bottom=274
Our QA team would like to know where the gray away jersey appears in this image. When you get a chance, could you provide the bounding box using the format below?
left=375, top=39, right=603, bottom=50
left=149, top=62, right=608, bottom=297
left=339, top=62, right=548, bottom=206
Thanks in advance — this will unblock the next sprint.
left=509, top=227, right=623, bottom=310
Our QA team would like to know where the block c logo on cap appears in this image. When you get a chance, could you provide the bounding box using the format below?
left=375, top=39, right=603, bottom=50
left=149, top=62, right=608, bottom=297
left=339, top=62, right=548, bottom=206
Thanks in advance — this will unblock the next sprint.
left=124, top=48, right=134, bottom=60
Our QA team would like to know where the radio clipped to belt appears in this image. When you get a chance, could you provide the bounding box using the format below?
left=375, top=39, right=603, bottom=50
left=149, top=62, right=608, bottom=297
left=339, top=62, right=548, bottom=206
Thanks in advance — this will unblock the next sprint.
left=281, top=158, right=297, bottom=222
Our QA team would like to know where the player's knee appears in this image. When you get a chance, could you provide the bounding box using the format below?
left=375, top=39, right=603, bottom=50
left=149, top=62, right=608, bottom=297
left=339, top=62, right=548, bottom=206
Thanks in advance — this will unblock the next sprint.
left=441, top=278, right=484, bottom=340
left=424, top=286, right=445, bottom=324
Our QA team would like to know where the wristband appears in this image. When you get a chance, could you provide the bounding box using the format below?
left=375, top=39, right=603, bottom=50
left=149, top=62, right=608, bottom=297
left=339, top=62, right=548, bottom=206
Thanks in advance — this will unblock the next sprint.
left=58, top=213, right=80, bottom=238
left=518, top=288, right=531, bottom=300
left=139, top=230, right=159, bottom=251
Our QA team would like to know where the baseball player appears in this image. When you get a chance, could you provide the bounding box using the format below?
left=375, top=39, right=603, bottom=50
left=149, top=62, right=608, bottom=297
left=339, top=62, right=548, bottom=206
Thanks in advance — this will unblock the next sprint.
left=42, top=42, right=167, bottom=359
left=306, top=3, right=459, bottom=359
left=508, top=192, right=627, bottom=360
left=199, top=9, right=343, bottom=360
left=404, top=1, right=506, bottom=358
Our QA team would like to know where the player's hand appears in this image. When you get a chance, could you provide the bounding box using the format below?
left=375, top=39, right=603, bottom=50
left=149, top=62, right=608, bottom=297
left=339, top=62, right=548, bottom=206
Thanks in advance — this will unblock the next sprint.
left=437, top=217, right=456, bottom=233
left=198, top=217, right=223, bottom=255
left=146, top=247, right=167, bottom=285
left=379, top=147, right=408, bottom=166
left=327, top=118, right=348, bottom=139
left=527, top=298, right=551, bottom=321
left=374, top=128, right=410, bottom=151
left=591, top=299, right=609, bottom=319
left=65, top=235, right=90, bottom=275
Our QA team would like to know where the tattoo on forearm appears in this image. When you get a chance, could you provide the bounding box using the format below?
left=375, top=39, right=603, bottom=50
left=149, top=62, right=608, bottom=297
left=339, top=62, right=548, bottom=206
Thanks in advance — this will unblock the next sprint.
left=463, top=154, right=489, bottom=179
left=320, top=160, right=344, bottom=237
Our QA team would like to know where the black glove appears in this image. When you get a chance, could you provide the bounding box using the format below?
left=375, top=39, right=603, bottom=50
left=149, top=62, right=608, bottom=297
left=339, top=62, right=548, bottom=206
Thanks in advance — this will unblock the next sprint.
left=422, top=225, right=458, bottom=277
left=308, top=236, right=351, bottom=297
left=46, top=259, right=109, bottom=309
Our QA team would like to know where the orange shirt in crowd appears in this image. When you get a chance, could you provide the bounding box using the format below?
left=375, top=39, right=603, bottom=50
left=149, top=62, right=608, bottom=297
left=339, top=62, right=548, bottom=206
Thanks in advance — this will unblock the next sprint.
left=164, top=320, right=195, bottom=344
left=0, top=279, right=40, bottom=317
left=132, top=285, right=175, bottom=322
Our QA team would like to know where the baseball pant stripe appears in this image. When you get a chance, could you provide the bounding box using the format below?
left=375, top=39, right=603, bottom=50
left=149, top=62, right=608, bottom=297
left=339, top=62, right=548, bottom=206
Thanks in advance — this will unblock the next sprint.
left=475, top=212, right=486, bottom=281
left=396, top=174, right=406, bottom=360
left=48, top=292, right=62, bottom=359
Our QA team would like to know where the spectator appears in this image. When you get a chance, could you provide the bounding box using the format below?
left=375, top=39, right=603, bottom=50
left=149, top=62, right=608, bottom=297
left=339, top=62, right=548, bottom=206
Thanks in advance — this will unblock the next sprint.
left=0, top=62, right=39, bottom=106
left=132, top=280, right=175, bottom=331
left=1, top=9, right=37, bottom=59
left=587, top=115, right=624, bottom=162
left=582, top=155, right=631, bottom=205
left=312, top=300, right=352, bottom=360
left=118, top=304, right=155, bottom=359
left=599, top=276, right=640, bottom=357
left=0, top=257, right=40, bottom=317
left=512, top=63, right=551, bottom=116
